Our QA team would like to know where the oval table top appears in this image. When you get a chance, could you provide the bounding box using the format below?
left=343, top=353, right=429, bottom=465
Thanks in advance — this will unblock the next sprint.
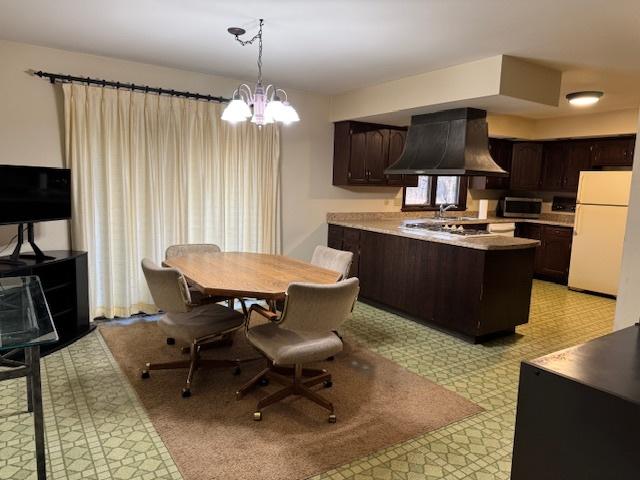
left=164, top=252, right=342, bottom=299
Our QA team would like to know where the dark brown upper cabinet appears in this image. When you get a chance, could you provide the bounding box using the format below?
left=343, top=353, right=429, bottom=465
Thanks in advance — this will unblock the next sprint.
left=591, top=136, right=635, bottom=167
left=564, top=140, right=593, bottom=190
left=333, top=121, right=418, bottom=187
left=470, top=138, right=513, bottom=190
left=541, top=141, right=568, bottom=191
left=510, top=142, right=544, bottom=191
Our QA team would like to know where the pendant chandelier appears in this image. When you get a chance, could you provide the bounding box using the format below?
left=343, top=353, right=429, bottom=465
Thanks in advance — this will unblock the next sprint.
left=221, top=19, right=299, bottom=126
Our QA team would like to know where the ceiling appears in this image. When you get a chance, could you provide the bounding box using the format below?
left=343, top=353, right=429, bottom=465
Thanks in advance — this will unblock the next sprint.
left=1, top=0, right=640, bottom=117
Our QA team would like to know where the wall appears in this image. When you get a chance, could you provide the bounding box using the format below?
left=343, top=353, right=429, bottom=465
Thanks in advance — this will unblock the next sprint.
left=0, top=39, right=399, bottom=261
left=532, top=108, right=639, bottom=139
left=614, top=111, right=640, bottom=330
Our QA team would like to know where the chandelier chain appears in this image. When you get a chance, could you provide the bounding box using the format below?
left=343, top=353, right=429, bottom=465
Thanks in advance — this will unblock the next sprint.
left=233, top=19, right=264, bottom=84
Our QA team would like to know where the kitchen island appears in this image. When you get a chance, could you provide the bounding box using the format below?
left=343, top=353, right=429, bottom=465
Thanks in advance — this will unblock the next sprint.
left=328, top=215, right=540, bottom=342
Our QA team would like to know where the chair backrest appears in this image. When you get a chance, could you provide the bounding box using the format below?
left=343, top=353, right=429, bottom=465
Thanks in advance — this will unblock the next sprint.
left=310, top=245, right=353, bottom=280
left=165, top=243, right=222, bottom=259
left=279, top=277, right=359, bottom=333
left=141, top=258, right=192, bottom=313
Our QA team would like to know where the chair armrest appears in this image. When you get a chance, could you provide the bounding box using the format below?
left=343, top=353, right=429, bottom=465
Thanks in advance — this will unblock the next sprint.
left=249, top=304, right=279, bottom=321
left=245, top=304, right=279, bottom=334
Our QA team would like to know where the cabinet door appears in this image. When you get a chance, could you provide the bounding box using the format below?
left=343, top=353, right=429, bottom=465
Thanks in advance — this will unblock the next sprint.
left=327, top=224, right=343, bottom=250
left=511, top=143, right=544, bottom=190
left=386, top=129, right=406, bottom=185
left=564, top=140, right=592, bottom=191
left=358, top=231, right=386, bottom=301
left=515, top=223, right=544, bottom=273
left=341, top=228, right=361, bottom=278
left=592, top=137, right=635, bottom=167
left=539, top=226, right=573, bottom=280
left=348, top=131, right=369, bottom=184
left=364, top=130, right=388, bottom=184
left=541, top=142, right=568, bottom=191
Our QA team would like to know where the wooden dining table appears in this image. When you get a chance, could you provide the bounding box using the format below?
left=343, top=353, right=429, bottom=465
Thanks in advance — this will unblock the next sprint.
left=164, top=252, right=342, bottom=301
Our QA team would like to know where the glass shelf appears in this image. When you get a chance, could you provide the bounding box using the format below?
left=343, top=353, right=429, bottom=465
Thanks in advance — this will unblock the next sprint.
left=0, top=276, right=58, bottom=351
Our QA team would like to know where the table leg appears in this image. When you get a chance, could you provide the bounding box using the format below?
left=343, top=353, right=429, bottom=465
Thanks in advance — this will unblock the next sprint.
left=268, top=299, right=276, bottom=312
left=26, top=366, right=33, bottom=413
left=26, top=346, right=46, bottom=480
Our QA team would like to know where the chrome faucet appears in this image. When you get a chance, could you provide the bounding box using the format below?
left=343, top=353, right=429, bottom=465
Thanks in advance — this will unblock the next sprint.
left=436, top=203, right=457, bottom=219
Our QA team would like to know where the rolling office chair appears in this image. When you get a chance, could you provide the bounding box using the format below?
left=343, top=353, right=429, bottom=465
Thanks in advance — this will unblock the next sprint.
left=140, top=258, right=245, bottom=398
left=274, top=245, right=353, bottom=313
left=165, top=243, right=247, bottom=347
left=236, top=278, right=359, bottom=422
left=310, top=245, right=353, bottom=280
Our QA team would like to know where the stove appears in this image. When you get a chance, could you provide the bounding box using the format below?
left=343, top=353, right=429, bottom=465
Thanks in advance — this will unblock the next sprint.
left=402, top=222, right=493, bottom=237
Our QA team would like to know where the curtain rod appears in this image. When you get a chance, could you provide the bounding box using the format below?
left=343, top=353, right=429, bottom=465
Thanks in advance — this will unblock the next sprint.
left=30, top=70, right=231, bottom=103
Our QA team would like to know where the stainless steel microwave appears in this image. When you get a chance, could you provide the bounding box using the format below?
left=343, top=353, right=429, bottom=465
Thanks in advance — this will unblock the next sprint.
left=500, top=197, right=543, bottom=218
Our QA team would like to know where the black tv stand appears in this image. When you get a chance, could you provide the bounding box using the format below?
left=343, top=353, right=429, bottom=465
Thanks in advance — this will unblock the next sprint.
left=0, top=250, right=92, bottom=358
left=0, top=223, right=55, bottom=265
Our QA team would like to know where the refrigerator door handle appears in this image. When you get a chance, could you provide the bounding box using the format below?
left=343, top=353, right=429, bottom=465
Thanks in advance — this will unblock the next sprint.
left=574, top=205, right=581, bottom=236
left=576, top=174, right=584, bottom=204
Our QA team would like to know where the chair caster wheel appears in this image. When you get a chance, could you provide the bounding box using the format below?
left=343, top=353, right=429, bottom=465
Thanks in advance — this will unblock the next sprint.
left=166, top=337, right=176, bottom=345
left=181, top=388, right=191, bottom=398
left=253, top=411, right=262, bottom=421
left=259, top=378, right=269, bottom=386
left=328, top=414, right=337, bottom=423
left=323, top=380, right=333, bottom=388
left=141, top=370, right=150, bottom=379
left=233, top=366, right=241, bottom=376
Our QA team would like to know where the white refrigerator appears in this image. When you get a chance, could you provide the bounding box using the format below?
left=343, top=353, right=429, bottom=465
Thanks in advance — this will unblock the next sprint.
left=568, top=171, right=632, bottom=296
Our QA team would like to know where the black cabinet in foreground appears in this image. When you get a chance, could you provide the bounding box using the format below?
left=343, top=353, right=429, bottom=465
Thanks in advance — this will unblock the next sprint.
left=511, top=325, right=640, bottom=479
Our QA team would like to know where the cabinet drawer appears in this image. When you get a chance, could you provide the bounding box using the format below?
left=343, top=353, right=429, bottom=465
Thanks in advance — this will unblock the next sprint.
left=544, top=226, right=572, bottom=238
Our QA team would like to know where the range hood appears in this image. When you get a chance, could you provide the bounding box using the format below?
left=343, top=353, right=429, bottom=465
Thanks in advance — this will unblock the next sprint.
left=385, top=108, right=508, bottom=177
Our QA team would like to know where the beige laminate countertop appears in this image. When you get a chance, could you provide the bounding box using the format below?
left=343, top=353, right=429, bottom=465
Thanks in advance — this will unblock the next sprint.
left=328, top=218, right=541, bottom=251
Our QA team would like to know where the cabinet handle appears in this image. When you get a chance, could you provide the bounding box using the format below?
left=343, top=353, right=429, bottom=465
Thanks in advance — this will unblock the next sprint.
left=347, top=171, right=352, bottom=180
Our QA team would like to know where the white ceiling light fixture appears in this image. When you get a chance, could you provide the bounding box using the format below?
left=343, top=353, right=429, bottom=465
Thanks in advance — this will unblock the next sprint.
left=221, top=19, right=299, bottom=126
left=566, top=91, right=603, bottom=106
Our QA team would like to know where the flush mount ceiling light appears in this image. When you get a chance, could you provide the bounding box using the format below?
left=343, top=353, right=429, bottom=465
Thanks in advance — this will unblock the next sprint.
left=221, top=19, right=299, bottom=126
left=566, top=91, right=603, bottom=107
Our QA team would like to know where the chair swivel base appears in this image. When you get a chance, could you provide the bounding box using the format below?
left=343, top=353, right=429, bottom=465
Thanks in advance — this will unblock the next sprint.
left=236, top=363, right=336, bottom=423
left=141, top=342, right=241, bottom=398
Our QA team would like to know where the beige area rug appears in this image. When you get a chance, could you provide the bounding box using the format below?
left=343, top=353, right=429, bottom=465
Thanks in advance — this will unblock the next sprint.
left=99, top=322, right=482, bottom=480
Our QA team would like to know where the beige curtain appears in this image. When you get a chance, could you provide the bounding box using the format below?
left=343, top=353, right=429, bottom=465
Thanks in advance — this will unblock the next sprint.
left=62, top=83, right=281, bottom=318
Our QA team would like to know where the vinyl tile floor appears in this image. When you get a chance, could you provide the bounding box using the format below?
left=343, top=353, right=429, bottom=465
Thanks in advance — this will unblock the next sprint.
left=0, top=280, right=615, bottom=479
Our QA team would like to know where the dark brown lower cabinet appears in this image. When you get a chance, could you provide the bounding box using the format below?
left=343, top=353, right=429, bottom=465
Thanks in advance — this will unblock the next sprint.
left=515, top=223, right=573, bottom=283
left=328, top=224, right=535, bottom=342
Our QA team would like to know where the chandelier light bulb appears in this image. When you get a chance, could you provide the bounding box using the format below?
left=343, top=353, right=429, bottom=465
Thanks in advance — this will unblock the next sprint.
left=280, top=101, right=300, bottom=124
left=264, top=98, right=284, bottom=122
left=221, top=98, right=252, bottom=123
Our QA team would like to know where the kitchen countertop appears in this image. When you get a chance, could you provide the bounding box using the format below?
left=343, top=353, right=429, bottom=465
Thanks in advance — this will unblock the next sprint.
left=327, top=211, right=574, bottom=228
left=327, top=211, right=573, bottom=251
left=328, top=218, right=541, bottom=251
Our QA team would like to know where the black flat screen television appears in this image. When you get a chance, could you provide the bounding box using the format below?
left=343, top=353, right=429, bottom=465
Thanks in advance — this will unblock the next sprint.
left=0, top=165, right=72, bottom=225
